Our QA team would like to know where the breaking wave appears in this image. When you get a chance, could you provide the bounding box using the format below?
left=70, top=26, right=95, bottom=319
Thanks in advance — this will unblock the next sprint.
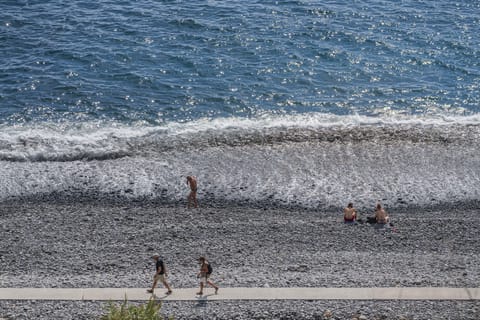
left=0, top=114, right=479, bottom=209
left=1, top=113, right=479, bottom=162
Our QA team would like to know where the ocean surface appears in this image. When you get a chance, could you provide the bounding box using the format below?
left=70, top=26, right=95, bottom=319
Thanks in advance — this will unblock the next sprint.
left=1, top=0, right=479, bottom=209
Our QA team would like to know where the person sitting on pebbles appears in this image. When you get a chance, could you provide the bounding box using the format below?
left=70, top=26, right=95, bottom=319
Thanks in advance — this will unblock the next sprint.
left=375, top=203, right=390, bottom=225
left=343, top=202, right=357, bottom=223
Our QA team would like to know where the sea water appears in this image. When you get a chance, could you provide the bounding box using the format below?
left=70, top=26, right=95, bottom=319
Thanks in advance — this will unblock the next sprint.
left=0, top=0, right=479, bottom=208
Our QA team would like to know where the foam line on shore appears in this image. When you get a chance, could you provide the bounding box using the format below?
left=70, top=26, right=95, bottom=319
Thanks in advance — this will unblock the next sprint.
left=1, top=112, right=480, bottom=162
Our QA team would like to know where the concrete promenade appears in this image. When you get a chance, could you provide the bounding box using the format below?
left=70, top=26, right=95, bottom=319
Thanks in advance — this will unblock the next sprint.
left=0, top=287, right=479, bottom=301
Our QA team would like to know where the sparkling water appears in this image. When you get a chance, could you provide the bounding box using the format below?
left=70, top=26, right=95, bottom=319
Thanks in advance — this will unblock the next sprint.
left=1, top=0, right=479, bottom=208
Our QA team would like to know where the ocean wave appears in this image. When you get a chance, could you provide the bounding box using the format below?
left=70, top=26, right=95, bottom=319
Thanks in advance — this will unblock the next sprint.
left=0, top=114, right=479, bottom=162
left=0, top=114, right=479, bottom=209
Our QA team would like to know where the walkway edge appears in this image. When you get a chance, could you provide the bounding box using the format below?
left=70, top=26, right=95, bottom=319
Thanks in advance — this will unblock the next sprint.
left=0, top=287, right=479, bottom=301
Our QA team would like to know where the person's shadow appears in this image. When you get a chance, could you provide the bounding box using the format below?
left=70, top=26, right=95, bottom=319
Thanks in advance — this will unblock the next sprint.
left=149, top=292, right=171, bottom=301
left=148, top=291, right=216, bottom=307
left=195, top=293, right=216, bottom=307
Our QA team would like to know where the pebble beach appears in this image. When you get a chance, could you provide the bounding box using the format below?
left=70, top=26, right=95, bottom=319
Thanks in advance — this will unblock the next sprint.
left=1, top=199, right=479, bottom=319
left=2, top=0, right=480, bottom=318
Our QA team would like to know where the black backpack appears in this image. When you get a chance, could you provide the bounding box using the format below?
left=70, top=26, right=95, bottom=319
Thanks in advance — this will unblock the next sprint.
left=207, top=262, right=213, bottom=275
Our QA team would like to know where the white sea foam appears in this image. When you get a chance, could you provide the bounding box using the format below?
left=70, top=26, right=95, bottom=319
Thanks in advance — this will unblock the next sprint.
left=164, top=113, right=480, bottom=135
left=0, top=114, right=479, bottom=208
left=0, top=113, right=479, bottom=162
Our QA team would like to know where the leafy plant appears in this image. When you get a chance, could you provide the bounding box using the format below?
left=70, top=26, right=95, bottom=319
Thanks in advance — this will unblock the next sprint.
left=100, top=298, right=170, bottom=320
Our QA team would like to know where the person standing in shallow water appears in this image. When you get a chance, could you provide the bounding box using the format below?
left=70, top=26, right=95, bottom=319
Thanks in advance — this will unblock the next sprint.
left=187, top=176, right=198, bottom=208
left=147, top=254, right=172, bottom=295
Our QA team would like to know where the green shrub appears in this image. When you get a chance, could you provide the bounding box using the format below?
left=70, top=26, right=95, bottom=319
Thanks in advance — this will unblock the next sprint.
left=100, top=298, right=170, bottom=320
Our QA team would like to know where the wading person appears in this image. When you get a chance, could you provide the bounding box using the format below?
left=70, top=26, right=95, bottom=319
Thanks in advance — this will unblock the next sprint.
left=196, top=256, right=218, bottom=295
left=147, top=254, right=172, bottom=295
left=187, top=176, right=198, bottom=208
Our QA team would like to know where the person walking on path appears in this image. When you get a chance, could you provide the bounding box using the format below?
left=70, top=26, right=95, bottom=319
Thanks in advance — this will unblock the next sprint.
left=187, top=176, right=198, bottom=208
left=147, top=254, right=172, bottom=295
left=196, top=256, right=218, bottom=295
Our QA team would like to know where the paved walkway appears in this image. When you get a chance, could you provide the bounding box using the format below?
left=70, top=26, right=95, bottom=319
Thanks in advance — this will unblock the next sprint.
left=0, top=287, right=479, bottom=301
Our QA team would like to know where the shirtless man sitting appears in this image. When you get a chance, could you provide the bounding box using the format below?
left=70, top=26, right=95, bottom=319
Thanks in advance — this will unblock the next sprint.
left=343, top=203, right=357, bottom=223
left=375, top=203, right=389, bottom=224
left=187, top=176, right=198, bottom=208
